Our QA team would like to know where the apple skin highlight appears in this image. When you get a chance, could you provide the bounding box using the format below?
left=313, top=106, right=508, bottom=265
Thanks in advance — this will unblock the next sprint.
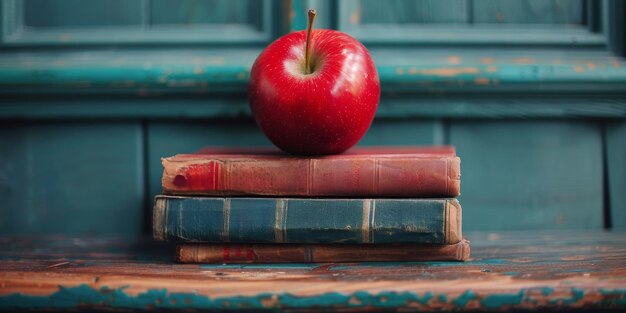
left=248, top=29, right=380, bottom=155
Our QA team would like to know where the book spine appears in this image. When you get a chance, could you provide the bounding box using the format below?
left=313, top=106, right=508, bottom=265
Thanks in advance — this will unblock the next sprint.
left=176, top=240, right=470, bottom=263
left=153, top=196, right=461, bottom=244
left=161, top=156, right=460, bottom=197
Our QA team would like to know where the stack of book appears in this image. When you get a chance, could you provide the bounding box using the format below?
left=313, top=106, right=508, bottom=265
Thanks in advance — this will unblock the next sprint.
left=153, top=146, right=468, bottom=263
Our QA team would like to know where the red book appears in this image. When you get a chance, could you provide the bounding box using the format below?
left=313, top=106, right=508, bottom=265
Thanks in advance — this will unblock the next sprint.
left=161, top=146, right=460, bottom=197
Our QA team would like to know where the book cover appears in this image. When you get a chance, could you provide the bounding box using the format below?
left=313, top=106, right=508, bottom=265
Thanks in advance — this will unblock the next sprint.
left=153, top=196, right=462, bottom=244
left=176, top=239, right=470, bottom=263
left=162, top=146, right=460, bottom=197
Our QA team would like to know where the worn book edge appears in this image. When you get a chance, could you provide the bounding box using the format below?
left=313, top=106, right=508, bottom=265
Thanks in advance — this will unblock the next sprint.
left=445, top=199, right=462, bottom=244
left=152, top=197, right=167, bottom=241
left=161, top=154, right=461, bottom=197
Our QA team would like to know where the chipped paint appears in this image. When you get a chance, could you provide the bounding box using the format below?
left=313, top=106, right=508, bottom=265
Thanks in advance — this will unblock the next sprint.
left=408, top=67, right=479, bottom=77
left=447, top=56, right=461, bottom=65
left=513, top=58, right=534, bottom=64
left=503, top=271, right=520, bottom=276
left=481, top=291, right=524, bottom=308
left=2, top=284, right=626, bottom=311
left=2, top=54, right=626, bottom=96
left=474, top=78, right=490, bottom=85
left=549, top=287, right=585, bottom=305
left=599, top=289, right=626, bottom=306
left=452, top=290, right=477, bottom=307
left=437, top=294, right=448, bottom=303
left=350, top=10, right=361, bottom=25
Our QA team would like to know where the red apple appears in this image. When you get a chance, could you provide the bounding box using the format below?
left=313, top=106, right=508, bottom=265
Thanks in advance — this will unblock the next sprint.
left=248, top=10, right=380, bottom=155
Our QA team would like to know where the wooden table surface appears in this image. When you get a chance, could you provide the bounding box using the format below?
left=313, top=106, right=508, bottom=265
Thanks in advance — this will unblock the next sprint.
left=1, top=230, right=625, bottom=312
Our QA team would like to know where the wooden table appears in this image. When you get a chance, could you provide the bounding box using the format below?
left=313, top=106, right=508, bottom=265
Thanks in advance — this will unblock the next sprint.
left=1, top=231, right=625, bottom=312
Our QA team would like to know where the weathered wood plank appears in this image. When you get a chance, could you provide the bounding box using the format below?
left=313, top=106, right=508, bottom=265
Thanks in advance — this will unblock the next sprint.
left=1, top=231, right=625, bottom=311
left=607, top=122, right=626, bottom=228
left=0, top=122, right=144, bottom=235
left=450, top=120, right=604, bottom=230
left=1, top=48, right=624, bottom=95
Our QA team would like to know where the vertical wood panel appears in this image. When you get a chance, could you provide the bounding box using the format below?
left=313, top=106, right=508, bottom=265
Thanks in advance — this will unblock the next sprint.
left=23, top=0, right=143, bottom=27
left=0, top=122, right=144, bottom=235
left=147, top=120, right=271, bottom=200
left=353, top=0, right=468, bottom=24
left=450, top=120, right=603, bottom=230
left=473, top=0, right=583, bottom=24
left=607, top=122, right=626, bottom=228
left=151, top=0, right=259, bottom=25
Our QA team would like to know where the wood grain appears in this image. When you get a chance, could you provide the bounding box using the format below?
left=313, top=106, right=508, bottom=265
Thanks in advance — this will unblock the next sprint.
left=1, top=231, right=625, bottom=311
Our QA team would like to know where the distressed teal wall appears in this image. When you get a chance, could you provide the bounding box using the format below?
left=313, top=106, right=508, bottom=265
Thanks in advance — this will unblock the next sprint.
left=0, top=122, right=144, bottom=235
left=0, top=0, right=624, bottom=235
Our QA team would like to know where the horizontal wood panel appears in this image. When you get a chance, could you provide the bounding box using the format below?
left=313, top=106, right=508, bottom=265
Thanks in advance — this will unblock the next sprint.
left=0, top=122, right=144, bottom=235
left=451, top=120, right=604, bottom=230
left=607, top=122, right=626, bottom=228
left=1, top=48, right=623, bottom=95
left=2, top=95, right=626, bottom=119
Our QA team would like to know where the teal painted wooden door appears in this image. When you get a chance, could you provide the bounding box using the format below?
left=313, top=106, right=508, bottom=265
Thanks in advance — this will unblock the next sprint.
left=1, top=0, right=624, bottom=235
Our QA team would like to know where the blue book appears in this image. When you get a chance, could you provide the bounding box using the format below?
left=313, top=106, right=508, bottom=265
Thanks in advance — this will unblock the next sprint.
left=153, top=196, right=461, bottom=244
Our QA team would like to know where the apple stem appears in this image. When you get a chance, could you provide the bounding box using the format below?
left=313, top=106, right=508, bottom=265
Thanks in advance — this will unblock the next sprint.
left=305, top=9, right=317, bottom=75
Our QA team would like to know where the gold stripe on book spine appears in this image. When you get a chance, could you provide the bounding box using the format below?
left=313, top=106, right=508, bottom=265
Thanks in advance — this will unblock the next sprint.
left=222, top=198, right=231, bottom=242
left=361, top=199, right=371, bottom=243
left=152, top=197, right=167, bottom=241
left=274, top=199, right=286, bottom=243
